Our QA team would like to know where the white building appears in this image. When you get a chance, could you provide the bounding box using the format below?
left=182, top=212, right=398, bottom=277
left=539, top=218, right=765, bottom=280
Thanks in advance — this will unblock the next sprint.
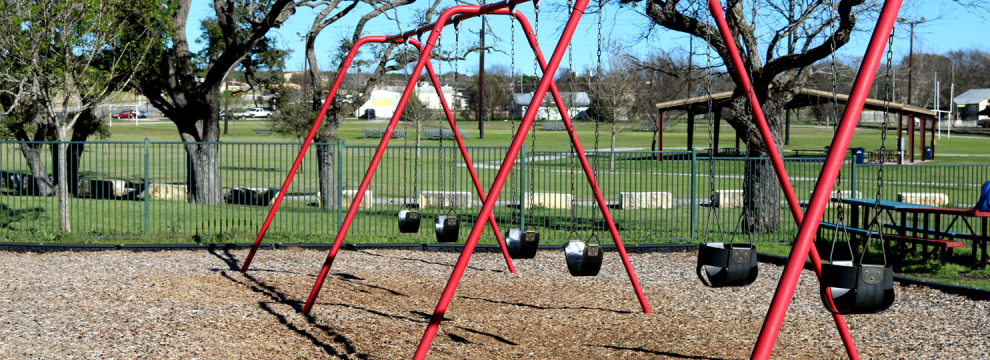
left=954, top=88, right=990, bottom=121
left=355, top=89, right=402, bottom=118
left=355, top=84, right=456, bottom=118
left=510, top=92, right=589, bottom=120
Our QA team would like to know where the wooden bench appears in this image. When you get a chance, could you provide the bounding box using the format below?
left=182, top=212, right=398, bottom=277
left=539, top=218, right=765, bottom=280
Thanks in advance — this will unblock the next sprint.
left=252, top=129, right=273, bottom=137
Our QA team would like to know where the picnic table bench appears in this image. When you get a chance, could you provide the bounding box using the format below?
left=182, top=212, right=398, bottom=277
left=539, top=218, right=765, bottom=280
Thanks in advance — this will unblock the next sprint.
left=252, top=129, right=273, bottom=137
left=826, top=198, right=989, bottom=267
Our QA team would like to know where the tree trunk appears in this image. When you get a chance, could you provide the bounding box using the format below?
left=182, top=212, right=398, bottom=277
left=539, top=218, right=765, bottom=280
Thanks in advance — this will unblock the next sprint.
left=17, top=143, right=54, bottom=196
left=725, top=94, right=787, bottom=235
left=55, top=129, right=71, bottom=232
left=743, top=158, right=781, bottom=234
left=315, top=143, right=338, bottom=210
left=49, top=142, right=85, bottom=197
left=177, top=89, right=224, bottom=204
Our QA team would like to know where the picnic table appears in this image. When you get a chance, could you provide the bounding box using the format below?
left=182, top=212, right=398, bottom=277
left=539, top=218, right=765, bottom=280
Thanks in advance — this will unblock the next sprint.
left=827, top=197, right=990, bottom=267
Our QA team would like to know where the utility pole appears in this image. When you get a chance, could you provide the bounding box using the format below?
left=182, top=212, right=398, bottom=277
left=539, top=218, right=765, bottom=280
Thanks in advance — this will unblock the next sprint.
left=784, top=0, right=793, bottom=145
left=477, top=13, right=486, bottom=139
left=899, top=17, right=924, bottom=163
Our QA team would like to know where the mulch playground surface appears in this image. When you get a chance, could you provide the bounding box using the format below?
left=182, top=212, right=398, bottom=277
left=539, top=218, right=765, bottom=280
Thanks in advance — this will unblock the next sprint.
left=1, top=248, right=988, bottom=359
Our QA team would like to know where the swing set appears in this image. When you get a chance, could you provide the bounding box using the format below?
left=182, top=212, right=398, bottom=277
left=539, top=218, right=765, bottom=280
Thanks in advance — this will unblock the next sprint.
left=236, top=0, right=907, bottom=358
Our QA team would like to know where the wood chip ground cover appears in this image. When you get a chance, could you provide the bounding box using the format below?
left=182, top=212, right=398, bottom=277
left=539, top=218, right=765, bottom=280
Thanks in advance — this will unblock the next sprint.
left=1, top=249, right=987, bottom=359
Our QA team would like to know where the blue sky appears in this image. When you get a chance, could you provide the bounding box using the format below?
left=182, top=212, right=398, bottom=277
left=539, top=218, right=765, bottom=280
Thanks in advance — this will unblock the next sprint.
left=186, top=1, right=987, bottom=76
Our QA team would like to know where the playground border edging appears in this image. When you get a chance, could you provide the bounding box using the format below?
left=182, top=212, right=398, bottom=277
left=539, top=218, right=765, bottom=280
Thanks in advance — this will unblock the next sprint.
left=1, top=241, right=986, bottom=301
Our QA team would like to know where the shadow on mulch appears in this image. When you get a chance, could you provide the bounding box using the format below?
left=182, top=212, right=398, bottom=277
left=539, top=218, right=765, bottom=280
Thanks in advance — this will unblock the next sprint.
left=594, top=345, right=734, bottom=360
left=354, top=249, right=505, bottom=273
left=208, top=249, right=513, bottom=357
left=459, top=295, right=633, bottom=314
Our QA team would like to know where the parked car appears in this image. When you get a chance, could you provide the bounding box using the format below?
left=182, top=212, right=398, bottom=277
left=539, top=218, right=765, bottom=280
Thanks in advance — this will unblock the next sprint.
left=240, top=107, right=272, bottom=118
left=112, top=110, right=148, bottom=119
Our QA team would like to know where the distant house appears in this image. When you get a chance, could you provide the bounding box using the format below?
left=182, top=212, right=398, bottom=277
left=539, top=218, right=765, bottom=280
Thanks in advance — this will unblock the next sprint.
left=355, top=89, right=402, bottom=118
left=510, top=92, right=589, bottom=120
left=352, top=84, right=456, bottom=119
left=954, top=89, right=990, bottom=121
left=383, top=83, right=455, bottom=111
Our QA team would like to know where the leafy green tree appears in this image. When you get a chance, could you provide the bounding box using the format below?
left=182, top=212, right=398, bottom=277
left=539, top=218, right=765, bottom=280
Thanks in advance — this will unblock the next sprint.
left=0, top=0, right=163, bottom=231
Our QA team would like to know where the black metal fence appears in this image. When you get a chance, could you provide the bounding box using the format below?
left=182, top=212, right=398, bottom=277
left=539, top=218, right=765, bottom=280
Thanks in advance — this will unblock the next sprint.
left=1, top=140, right=987, bottom=243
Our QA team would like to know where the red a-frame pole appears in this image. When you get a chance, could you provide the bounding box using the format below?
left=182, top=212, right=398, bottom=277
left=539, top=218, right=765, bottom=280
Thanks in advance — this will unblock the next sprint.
left=750, top=0, right=902, bottom=358
left=240, top=36, right=517, bottom=274
left=408, top=1, right=645, bottom=358
left=705, top=1, right=860, bottom=358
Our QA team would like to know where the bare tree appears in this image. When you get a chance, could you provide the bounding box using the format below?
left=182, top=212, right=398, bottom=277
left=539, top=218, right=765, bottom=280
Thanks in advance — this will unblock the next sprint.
left=620, top=0, right=889, bottom=232
left=270, top=0, right=445, bottom=210
left=588, top=41, right=639, bottom=170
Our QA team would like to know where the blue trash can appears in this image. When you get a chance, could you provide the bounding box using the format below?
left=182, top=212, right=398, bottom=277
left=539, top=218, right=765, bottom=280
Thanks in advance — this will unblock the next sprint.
left=851, top=147, right=865, bottom=164
left=924, top=146, right=933, bottom=160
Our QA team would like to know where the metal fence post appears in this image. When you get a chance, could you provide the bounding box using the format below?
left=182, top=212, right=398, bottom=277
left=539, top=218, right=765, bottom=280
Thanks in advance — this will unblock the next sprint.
left=143, top=138, right=150, bottom=237
left=690, top=148, right=697, bottom=239
left=336, top=140, right=344, bottom=229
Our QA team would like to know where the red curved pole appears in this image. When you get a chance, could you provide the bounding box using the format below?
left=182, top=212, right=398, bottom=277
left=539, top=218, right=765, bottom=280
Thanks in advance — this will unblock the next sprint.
left=240, top=36, right=516, bottom=274
left=748, top=0, right=902, bottom=358
left=705, top=1, right=860, bottom=359
left=412, top=1, right=596, bottom=358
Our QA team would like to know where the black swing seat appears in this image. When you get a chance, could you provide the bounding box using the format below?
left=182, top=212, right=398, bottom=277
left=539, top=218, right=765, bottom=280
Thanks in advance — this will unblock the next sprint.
left=397, top=209, right=421, bottom=233
left=506, top=228, right=540, bottom=259
left=434, top=215, right=460, bottom=243
left=696, top=242, right=759, bottom=287
left=564, top=240, right=603, bottom=276
left=819, top=261, right=895, bottom=315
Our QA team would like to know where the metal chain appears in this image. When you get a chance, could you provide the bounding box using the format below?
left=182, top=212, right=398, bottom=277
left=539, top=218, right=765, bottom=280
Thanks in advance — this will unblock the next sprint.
left=527, top=4, right=539, bottom=229
left=703, top=0, right=726, bottom=244
left=827, top=1, right=854, bottom=261
left=864, top=28, right=896, bottom=266
left=437, top=31, right=446, bottom=215
left=509, top=22, right=519, bottom=221
left=567, top=0, right=580, bottom=238
left=590, top=0, right=603, bottom=239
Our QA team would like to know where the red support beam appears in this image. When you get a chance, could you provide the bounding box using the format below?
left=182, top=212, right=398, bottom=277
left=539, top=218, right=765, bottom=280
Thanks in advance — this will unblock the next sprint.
left=706, top=0, right=859, bottom=357
left=750, top=0, right=903, bottom=358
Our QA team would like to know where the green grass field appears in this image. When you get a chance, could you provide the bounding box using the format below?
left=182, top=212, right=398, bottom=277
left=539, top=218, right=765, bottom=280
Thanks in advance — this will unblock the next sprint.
left=3, top=117, right=989, bottom=290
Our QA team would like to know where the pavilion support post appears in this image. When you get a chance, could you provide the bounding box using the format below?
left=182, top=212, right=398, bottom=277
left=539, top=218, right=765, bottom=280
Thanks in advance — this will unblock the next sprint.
left=713, top=109, right=721, bottom=151
left=909, top=114, right=915, bottom=162
left=897, top=111, right=903, bottom=164
left=930, top=115, right=936, bottom=159
left=687, top=111, right=695, bottom=151
left=921, top=113, right=926, bottom=160
left=658, top=111, right=664, bottom=160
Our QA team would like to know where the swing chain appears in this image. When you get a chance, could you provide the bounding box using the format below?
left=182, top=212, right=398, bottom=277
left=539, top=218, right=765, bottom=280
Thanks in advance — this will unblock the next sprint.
left=827, top=1, right=854, bottom=262
left=703, top=0, right=725, bottom=244
left=863, top=27, right=895, bottom=266
left=590, top=0, right=603, bottom=239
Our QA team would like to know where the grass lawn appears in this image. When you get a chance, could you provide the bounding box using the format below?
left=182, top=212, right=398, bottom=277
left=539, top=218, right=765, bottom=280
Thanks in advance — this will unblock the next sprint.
left=102, top=118, right=990, bottom=161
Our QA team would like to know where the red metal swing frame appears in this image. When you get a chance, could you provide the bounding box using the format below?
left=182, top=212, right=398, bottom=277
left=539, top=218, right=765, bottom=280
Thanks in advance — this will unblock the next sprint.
left=240, top=0, right=901, bottom=357
left=240, top=36, right=520, bottom=274
left=297, top=0, right=655, bottom=319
